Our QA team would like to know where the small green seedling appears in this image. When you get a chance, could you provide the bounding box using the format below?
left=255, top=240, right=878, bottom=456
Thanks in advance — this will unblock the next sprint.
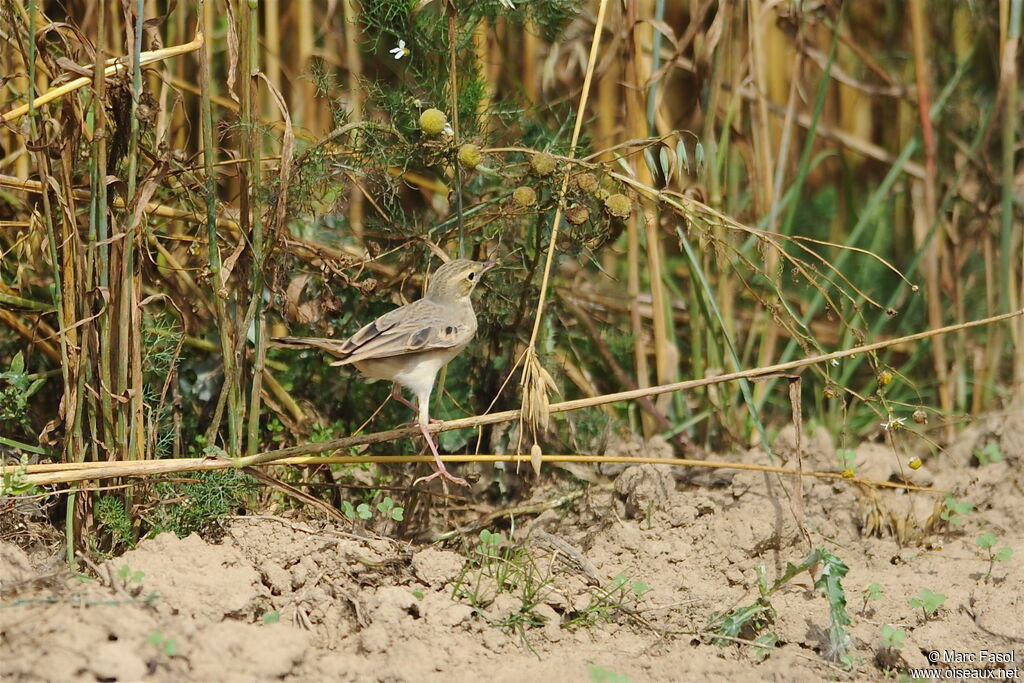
left=836, top=449, right=857, bottom=474
left=341, top=501, right=372, bottom=520
left=341, top=497, right=405, bottom=522
left=860, top=582, right=883, bottom=615
left=752, top=633, right=779, bottom=661
left=146, top=631, right=178, bottom=657
left=477, top=529, right=503, bottom=558
left=976, top=532, right=1013, bottom=582
left=587, top=664, right=630, bottom=683
left=376, top=496, right=404, bottom=521
left=880, top=624, right=905, bottom=649
left=939, top=494, right=973, bottom=526
left=117, top=565, right=145, bottom=584
left=908, top=588, right=945, bottom=621
left=262, top=611, right=281, bottom=624
left=973, top=441, right=1004, bottom=466
left=567, top=572, right=651, bottom=628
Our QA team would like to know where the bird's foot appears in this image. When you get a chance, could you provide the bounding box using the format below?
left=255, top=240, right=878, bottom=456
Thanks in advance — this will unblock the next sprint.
left=413, top=467, right=470, bottom=488
left=400, top=417, right=443, bottom=428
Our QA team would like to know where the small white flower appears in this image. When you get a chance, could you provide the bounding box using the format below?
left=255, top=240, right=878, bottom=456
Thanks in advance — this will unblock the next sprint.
left=442, top=123, right=454, bottom=137
left=390, top=40, right=410, bottom=60
left=880, top=416, right=906, bottom=431
left=830, top=359, right=840, bottom=367
left=499, top=0, right=517, bottom=8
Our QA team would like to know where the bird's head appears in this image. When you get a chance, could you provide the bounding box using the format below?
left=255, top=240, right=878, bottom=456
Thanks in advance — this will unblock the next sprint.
left=426, top=258, right=495, bottom=302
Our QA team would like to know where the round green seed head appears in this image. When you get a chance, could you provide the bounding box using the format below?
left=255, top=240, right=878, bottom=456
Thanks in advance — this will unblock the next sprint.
left=458, top=143, right=482, bottom=169
left=419, top=108, right=448, bottom=135
left=530, top=152, right=557, bottom=176
left=512, top=185, right=537, bottom=207
left=604, top=193, right=632, bottom=219
left=575, top=172, right=599, bottom=194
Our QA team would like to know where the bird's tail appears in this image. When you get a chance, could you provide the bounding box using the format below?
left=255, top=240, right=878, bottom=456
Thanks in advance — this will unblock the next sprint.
left=270, top=336, right=349, bottom=360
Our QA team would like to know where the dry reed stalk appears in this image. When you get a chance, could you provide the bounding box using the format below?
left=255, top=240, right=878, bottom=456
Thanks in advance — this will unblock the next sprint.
left=17, top=453, right=943, bottom=495
left=342, top=0, right=365, bottom=237
left=625, top=0, right=676, bottom=420
left=1000, top=0, right=1023, bottom=401
left=909, top=0, right=953, bottom=440
left=1, top=33, right=205, bottom=123
left=518, top=0, right=610, bottom=444
left=263, top=0, right=281, bottom=124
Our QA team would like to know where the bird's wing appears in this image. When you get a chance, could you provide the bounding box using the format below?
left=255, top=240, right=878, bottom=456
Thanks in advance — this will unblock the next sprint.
left=334, top=299, right=474, bottom=365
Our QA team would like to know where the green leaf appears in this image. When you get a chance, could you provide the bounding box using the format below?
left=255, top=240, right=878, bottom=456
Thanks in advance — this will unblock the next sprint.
left=995, top=547, right=1013, bottom=562
left=752, top=632, right=778, bottom=661
left=262, top=611, right=281, bottom=624
left=880, top=624, right=905, bottom=649
left=10, top=351, right=24, bottom=375
left=977, top=532, right=997, bottom=549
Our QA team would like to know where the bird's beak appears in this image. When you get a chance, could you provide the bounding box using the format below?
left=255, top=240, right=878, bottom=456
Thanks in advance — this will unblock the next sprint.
left=480, top=259, right=497, bottom=272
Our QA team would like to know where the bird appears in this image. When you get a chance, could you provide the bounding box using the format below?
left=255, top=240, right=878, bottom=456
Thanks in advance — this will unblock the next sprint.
left=273, top=258, right=495, bottom=487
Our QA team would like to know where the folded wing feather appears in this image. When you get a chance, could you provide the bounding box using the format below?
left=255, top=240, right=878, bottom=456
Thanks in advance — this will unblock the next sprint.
left=271, top=299, right=472, bottom=366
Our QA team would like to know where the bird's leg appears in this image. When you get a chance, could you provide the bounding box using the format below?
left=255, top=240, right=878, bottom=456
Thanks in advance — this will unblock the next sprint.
left=411, top=394, right=468, bottom=488
left=391, top=385, right=442, bottom=424
left=390, top=385, right=418, bottom=413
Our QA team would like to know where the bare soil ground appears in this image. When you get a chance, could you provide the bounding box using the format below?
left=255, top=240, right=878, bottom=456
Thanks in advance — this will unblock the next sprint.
left=2, top=415, right=1023, bottom=682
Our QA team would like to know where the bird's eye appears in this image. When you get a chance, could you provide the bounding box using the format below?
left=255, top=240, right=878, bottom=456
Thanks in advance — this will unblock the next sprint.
left=467, top=272, right=476, bottom=281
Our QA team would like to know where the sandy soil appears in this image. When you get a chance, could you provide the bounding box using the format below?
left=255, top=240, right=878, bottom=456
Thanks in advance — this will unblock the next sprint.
left=2, top=415, right=1023, bottom=682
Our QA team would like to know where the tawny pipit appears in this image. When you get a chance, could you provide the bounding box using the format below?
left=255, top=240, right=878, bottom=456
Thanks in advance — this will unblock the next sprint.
left=274, top=259, right=495, bottom=487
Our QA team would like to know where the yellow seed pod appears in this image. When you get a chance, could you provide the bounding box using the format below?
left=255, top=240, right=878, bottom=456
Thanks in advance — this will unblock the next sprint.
left=841, top=469, right=856, bottom=479
left=907, top=456, right=923, bottom=470
left=879, top=371, right=893, bottom=386
left=604, top=193, right=632, bottom=219
left=419, top=108, right=448, bottom=135
left=511, top=185, right=537, bottom=207
left=458, top=143, right=482, bottom=169
left=530, top=152, right=557, bottom=176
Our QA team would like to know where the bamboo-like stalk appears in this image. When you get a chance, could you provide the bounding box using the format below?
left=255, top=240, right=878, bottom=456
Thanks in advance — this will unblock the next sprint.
left=240, top=0, right=266, bottom=456
left=121, top=0, right=146, bottom=460
left=341, top=0, right=364, bottom=237
left=518, top=0, right=611, bottom=443
left=1, top=33, right=205, bottom=124
left=909, top=0, right=952, bottom=439
left=199, top=1, right=240, bottom=454
left=17, top=453, right=942, bottom=495
left=1001, top=0, right=1023, bottom=401
left=625, top=0, right=675, bottom=423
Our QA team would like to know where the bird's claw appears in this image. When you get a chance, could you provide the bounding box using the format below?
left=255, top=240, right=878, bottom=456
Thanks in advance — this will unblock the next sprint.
left=413, top=469, right=470, bottom=488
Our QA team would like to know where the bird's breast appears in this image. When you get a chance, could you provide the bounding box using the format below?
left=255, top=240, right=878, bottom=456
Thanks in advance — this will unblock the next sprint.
left=353, top=345, right=468, bottom=396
